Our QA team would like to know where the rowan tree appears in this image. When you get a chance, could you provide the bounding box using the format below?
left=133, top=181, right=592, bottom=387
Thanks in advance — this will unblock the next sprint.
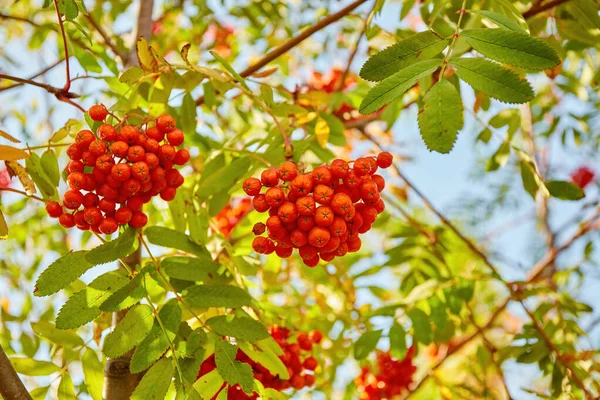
left=0, top=0, right=599, bottom=399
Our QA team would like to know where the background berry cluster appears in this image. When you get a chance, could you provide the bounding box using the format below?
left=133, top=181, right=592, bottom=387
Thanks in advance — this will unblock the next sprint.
left=243, top=152, right=393, bottom=266
left=45, top=105, right=189, bottom=234
left=197, top=326, right=322, bottom=399
left=354, top=348, right=417, bottom=400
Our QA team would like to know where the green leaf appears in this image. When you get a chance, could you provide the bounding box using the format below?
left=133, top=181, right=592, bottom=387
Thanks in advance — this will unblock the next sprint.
left=57, top=374, right=76, bottom=400
left=56, top=272, right=129, bottom=329
left=389, top=323, right=407, bottom=359
left=25, top=153, right=56, bottom=199
left=99, top=269, right=149, bottom=312
left=85, top=227, right=137, bottom=265
left=31, top=321, right=84, bottom=348
left=145, top=226, right=210, bottom=257
left=41, top=149, right=60, bottom=186
left=162, top=256, right=223, bottom=282
left=238, top=340, right=289, bottom=380
left=131, top=358, right=174, bottom=400
left=354, top=330, right=382, bottom=360
left=486, top=141, right=511, bottom=172
left=520, top=160, right=539, bottom=200
left=546, top=180, right=585, bottom=201
left=103, top=304, right=154, bottom=358
left=34, top=251, right=93, bottom=297
left=180, top=93, right=198, bottom=134
left=408, top=309, right=433, bottom=344
left=451, top=58, right=534, bottom=104
left=206, top=316, right=270, bottom=342
left=469, top=10, right=526, bottom=32
left=461, top=29, right=560, bottom=71
left=210, top=51, right=248, bottom=89
left=120, top=66, right=144, bottom=84
left=418, top=79, right=463, bottom=153
left=193, top=369, right=224, bottom=399
left=215, top=340, right=254, bottom=395
left=9, top=358, right=61, bottom=376
left=359, top=59, right=441, bottom=115
left=195, top=158, right=252, bottom=199
left=62, top=0, right=78, bottom=20
left=130, top=299, right=181, bottom=373
left=183, top=285, right=252, bottom=309
left=82, top=349, right=104, bottom=400
left=360, top=30, right=448, bottom=81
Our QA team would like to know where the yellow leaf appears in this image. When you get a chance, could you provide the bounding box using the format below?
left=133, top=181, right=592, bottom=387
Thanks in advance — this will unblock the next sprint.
left=0, top=145, right=30, bottom=161
left=0, top=129, right=20, bottom=143
left=136, top=37, right=158, bottom=72
left=295, top=112, right=318, bottom=126
left=315, top=117, right=330, bottom=148
left=0, top=208, right=7, bottom=240
left=6, top=161, right=36, bottom=195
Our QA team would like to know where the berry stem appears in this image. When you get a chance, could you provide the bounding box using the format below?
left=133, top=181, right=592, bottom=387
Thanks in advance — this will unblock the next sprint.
left=0, top=187, right=45, bottom=202
left=52, top=0, right=72, bottom=92
left=438, top=0, right=468, bottom=79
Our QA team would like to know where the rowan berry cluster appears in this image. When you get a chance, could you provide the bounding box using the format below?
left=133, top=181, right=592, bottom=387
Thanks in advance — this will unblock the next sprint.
left=213, top=197, right=253, bottom=238
left=45, top=105, right=189, bottom=234
left=197, top=326, right=322, bottom=399
left=354, top=348, right=417, bottom=400
left=243, top=152, right=393, bottom=267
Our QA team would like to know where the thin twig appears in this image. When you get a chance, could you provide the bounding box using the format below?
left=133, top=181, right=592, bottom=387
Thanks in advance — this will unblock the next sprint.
left=195, top=0, right=370, bottom=106
left=0, top=59, right=64, bottom=94
left=53, top=0, right=71, bottom=92
left=439, top=0, right=468, bottom=77
left=522, top=0, right=572, bottom=19
left=0, top=187, right=45, bottom=203
left=85, top=14, right=128, bottom=63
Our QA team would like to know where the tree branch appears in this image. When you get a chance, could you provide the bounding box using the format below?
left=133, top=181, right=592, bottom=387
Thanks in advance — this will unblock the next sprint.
left=53, top=0, right=72, bottom=92
left=0, top=344, right=32, bottom=400
left=522, top=0, right=571, bottom=19
left=0, top=13, right=40, bottom=27
left=0, top=59, right=64, bottom=94
left=85, top=14, right=129, bottom=64
left=195, top=0, right=370, bottom=106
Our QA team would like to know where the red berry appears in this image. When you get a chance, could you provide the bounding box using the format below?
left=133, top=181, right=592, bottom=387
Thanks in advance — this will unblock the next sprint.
left=66, top=160, right=84, bottom=174
left=158, top=144, right=176, bottom=163
left=571, top=166, right=595, bottom=189
left=66, top=143, right=83, bottom=160
left=97, top=124, right=117, bottom=141
left=89, top=140, right=107, bottom=157
left=59, top=213, right=75, bottom=228
left=84, top=207, right=103, bottom=226
left=330, top=159, right=349, bottom=179
left=127, top=145, right=146, bottom=162
left=278, top=162, right=298, bottom=182
left=265, top=187, right=285, bottom=208
left=99, top=217, right=119, bottom=234
left=261, top=169, right=279, bottom=187
left=45, top=201, right=63, bottom=218
left=63, top=190, right=84, bottom=209
left=303, top=356, right=318, bottom=371
left=146, top=126, right=164, bottom=142
left=243, top=178, right=262, bottom=196
left=99, top=198, right=116, bottom=213
left=75, top=130, right=95, bottom=148
left=309, top=330, right=323, bottom=344
left=312, top=166, right=332, bottom=185
left=82, top=192, right=99, bottom=208
left=160, top=187, right=177, bottom=201
left=88, top=104, right=108, bottom=121
left=127, top=196, right=144, bottom=212
left=174, top=149, right=190, bottom=165
left=129, top=211, right=148, bottom=228
left=252, top=194, right=269, bottom=212
left=110, top=141, right=128, bottom=158
left=377, top=152, right=393, bottom=168
left=115, top=206, right=133, bottom=224
left=166, top=129, right=184, bottom=146
left=120, top=126, right=139, bottom=145
left=111, top=164, right=131, bottom=182
left=156, top=114, right=176, bottom=133
left=67, top=172, right=86, bottom=190
left=166, top=169, right=184, bottom=188
left=308, top=226, right=330, bottom=248
left=252, top=222, right=266, bottom=235
left=314, top=206, right=334, bottom=227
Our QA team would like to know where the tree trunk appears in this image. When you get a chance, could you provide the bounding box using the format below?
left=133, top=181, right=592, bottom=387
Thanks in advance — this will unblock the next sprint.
left=0, top=343, right=32, bottom=400
left=103, top=247, right=143, bottom=399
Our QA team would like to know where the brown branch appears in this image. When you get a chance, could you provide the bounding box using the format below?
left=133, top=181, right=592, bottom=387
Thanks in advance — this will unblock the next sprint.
left=522, top=0, right=571, bottom=19
left=53, top=0, right=72, bottom=92
left=0, top=13, right=40, bottom=27
left=85, top=14, right=129, bottom=63
left=0, top=344, right=32, bottom=400
left=0, top=188, right=45, bottom=203
left=103, top=247, right=143, bottom=400
left=0, top=73, right=83, bottom=111
left=521, top=304, right=595, bottom=400
left=0, top=59, right=64, bottom=94
left=195, top=0, right=370, bottom=106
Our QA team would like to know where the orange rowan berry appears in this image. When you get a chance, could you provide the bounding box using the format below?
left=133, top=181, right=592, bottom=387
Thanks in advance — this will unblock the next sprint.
left=265, top=187, right=285, bottom=208
left=277, top=201, right=298, bottom=223
left=312, top=166, right=332, bottom=185
left=252, top=194, right=270, bottom=212
left=354, top=158, right=371, bottom=176
left=278, top=161, right=298, bottom=182
left=377, top=152, right=393, bottom=168
left=261, top=169, right=279, bottom=187
left=330, top=159, right=349, bottom=179
left=296, top=196, right=316, bottom=216
left=88, top=104, right=108, bottom=121
left=308, top=226, right=330, bottom=248
left=314, top=206, right=334, bottom=227
left=347, top=237, right=362, bottom=252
